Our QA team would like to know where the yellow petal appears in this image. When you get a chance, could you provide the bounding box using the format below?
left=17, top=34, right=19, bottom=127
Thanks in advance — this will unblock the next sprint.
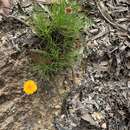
left=23, top=80, right=38, bottom=95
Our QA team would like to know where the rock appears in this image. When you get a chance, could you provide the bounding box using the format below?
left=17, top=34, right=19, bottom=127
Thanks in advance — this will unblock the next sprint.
left=89, top=29, right=99, bottom=35
left=100, top=61, right=108, bottom=66
left=74, top=77, right=82, bottom=85
left=92, top=112, right=103, bottom=120
left=126, top=61, right=130, bottom=69
left=127, top=81, right=130, bottom=88
left=126, top=51, right=130, bottom=57
left=81, top=113, right=97, bottom=126
left=0, top=15, right=2, bottom=21
left=54, top=111, right=59, bottom=116
left=71, top=122, right=77, bottom=127
left=105, top=104, right=111, bottom=111
left=101, top=123, right=107, bottom=129
left=54, top=105, right=61, bottom=109
left=119, top=45, right=127, bottom=51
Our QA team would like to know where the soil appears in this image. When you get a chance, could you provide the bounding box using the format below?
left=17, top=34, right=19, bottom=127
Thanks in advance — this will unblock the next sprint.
left=0, top=4, right=67, bottom=130
left=0, top=8, right=81, bottom=130
left=0, top=0, right=130, bottom=130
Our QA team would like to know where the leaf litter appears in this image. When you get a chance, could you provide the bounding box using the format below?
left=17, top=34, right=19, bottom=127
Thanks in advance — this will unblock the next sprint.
left=0, top=0, right=130, bottom=130
left=54, top=0, right=130, bottom=130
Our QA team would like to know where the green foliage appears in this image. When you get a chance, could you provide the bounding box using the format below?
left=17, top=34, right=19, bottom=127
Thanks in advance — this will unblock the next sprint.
left=31, top=0, right=86, bottom=76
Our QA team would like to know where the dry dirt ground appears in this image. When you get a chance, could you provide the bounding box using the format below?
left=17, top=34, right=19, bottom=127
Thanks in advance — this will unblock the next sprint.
left=0, top=1, right=82, bottom=130
left=0, top=18, right=61, bottom=130
left=0, top=1, right=64, bottom=130
left=0, top=16, right=72, bottom=130
left=0, top=0, right=130, bottom=130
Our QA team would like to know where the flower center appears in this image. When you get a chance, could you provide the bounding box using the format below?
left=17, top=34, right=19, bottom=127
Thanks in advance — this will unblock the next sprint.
left=28, top=85, right=33, bottom=90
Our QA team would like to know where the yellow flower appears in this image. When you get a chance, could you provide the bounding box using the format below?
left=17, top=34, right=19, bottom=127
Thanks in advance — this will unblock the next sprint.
left=23, top=80, right=38, bottom=95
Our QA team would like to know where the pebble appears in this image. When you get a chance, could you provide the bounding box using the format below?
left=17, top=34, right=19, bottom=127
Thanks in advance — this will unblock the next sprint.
left=128, top=81, right=130, bottom=88
left=126, top=62, right=130, bottom=69
left=0, top=15, right=2, bottom=21
left=100, top=61, right=108, bottom=66
left=89, top=28, right=99, bottom=35
left=101, top=123, right=107, bottom=129
left=92, top=112, right=103, bottom=120
left=54, top=105, right=61, bottom=109
left=126, top=51, right=130, bottom=57
left=54, top=111, right=59, bottom=116
left=81, top=113, right=97, bottom=126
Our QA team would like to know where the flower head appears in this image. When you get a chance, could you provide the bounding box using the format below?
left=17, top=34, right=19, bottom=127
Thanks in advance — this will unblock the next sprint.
left=23, top=80, right=38, bottom=95
left=65, top=6, right=73, bottom=14
left=76, top=0, right=80, bottom=3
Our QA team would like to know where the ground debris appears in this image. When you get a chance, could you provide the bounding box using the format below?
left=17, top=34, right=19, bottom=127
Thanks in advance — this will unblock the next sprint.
left=0, top=0, right=130, bottom=129
left=55, top=0, right=130, bottom=130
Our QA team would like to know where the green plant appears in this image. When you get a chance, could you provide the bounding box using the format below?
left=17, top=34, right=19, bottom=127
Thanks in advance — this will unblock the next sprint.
left=31, top=0, right=85, bottom=76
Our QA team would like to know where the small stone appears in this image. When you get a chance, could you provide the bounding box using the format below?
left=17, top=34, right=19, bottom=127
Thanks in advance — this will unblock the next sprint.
left=63, top=80, right=68, bottom=85
left=81, top=113, right=97, bottom=126
left=100, top=61, right=108, bottom=66
left=74, top=77, right=81, bottom=85
left=109, top=113, right=114, bottom=117
left=54, top=105, right=61, bottom=109
left=92, top=112, right=103, bottom=120
left=61, top=114, right=65, bottom=119
left=105, top=104, right=111, bottom=111
left=0, top=15, right=2, bottom=21
left=128, top=81, right=130, bottom=88
left=38, top=120, right=41, bottom=124
left=128, top=72, right=130, bottom=77
left=71, top=122, right=77, bottom=127
left=89, top=29, right=99, bottom=35
left=126, top=62, right=130, bottom=69
left=101, top=123, right=107, bottom=129
left=126, top=51, right=130, bottom=57
left=95, top=73, right=101, bottom=78
left=54, top=111, right=59, bottom=116
left=119, top=45, right=127, bottom=51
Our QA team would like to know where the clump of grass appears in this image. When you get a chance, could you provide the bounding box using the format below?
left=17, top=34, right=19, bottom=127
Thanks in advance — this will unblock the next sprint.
left=31, top=0, right=85, bottom=76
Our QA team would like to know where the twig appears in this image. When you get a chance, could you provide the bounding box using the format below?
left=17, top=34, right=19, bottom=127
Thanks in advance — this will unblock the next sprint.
left=95, top=0, right=127, bottom=32
left=86, top=27, right=109, bottom=42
